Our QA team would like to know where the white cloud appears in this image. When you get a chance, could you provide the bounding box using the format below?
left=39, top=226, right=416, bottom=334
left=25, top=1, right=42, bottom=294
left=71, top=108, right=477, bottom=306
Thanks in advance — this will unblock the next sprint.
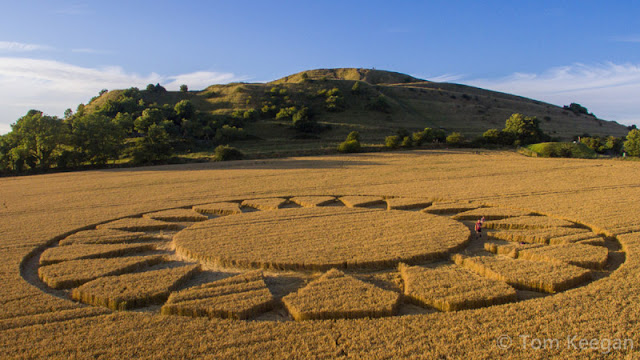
left=71, top=48, right=112, bottom=55
left=165, top=71, right=249, bottom=90
left=466, top=62, right=640, bottom=126
left=0, top=57, right=245, bottom=134
left=0, top=41, right=53, bottom=52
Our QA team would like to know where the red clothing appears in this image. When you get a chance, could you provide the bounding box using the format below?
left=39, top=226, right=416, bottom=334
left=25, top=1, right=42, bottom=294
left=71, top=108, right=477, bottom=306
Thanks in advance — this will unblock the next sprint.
left=475, top=222, right=482, bottom=232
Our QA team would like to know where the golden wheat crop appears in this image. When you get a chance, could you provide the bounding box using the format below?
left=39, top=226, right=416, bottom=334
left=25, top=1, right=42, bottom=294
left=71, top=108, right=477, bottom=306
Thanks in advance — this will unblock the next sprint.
left=338, top=195, right=385, bottom=208
left=484, top=216, right=576, bottom=230
left=282, top=269, right=400, bottom=320
left=483, top=242, right=543, bottom=258
left=289, top=196, right=337, bottom=207
left=40, top=243, right=155, bottom=265
left=161, top=271, right=274, bottom=320
left=452, top=254, right=592, bottom=293
left=142, top=209, right=208, bottom=222
left=38, top=255, right=165, bottom=289
left=488, top=227, right=590, bottom=244
left=173, top=207, right=470, bottom=270
left=517, top=244, right=609, bottom=269
left=547, top=232, right=603, bottom=245
left=3, top=150, right=640, bottom=358
left=422, top=202, right=481, bottom=214
left=192, top=201, right=243, bottom=216
left=58, top=229, right=159, bottom=246
left=385, top=197, right=433, bottom=210
left=96, top=217, right=183, bottom=232
left=241, top=197, right=287, bottom=210
left=577, top=238, right=607, bottom=246
left=399, top=263, right=517, bottom=311
left=452, top=207, right=533, bottom=221
left=71, top=264, right=200, bottom=310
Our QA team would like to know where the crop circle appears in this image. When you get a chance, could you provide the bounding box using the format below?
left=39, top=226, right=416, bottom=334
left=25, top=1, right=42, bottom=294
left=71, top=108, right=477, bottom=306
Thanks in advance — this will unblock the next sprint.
left=28, top=195, right=623, bottom=323
left=174, top=207, right=471, bottom=271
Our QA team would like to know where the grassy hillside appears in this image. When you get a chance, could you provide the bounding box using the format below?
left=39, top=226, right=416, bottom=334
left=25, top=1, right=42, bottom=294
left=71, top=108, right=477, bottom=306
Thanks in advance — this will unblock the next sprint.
left=84, top=68, right=629, bottom=156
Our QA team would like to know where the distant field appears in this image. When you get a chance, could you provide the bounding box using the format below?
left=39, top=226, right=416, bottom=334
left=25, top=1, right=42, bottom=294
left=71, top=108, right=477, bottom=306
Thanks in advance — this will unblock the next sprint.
left=1, top=149, right=639, bottom=358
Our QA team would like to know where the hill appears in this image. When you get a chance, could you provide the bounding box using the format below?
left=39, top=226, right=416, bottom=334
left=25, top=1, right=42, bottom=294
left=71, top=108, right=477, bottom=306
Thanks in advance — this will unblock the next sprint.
left=88, top=69, right=627, bottom=152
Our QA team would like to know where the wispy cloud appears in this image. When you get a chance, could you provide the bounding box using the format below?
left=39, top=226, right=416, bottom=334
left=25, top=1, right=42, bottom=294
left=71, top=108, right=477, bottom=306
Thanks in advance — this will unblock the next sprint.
left=165, top=71, right=249, bottom=90
left=424, top=73, right=466, bottom=83
left=0, top=41, right=53, bottom=52
left=71, top=48, right=113, bottom=55
left=0, top=57, right=246, bottom=134
left=466, top=62, right=640, bottom=126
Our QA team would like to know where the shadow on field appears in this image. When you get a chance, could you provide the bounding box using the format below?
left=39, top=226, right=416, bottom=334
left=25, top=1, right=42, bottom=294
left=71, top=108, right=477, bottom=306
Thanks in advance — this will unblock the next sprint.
left=102, top=158, right=383, bottom=172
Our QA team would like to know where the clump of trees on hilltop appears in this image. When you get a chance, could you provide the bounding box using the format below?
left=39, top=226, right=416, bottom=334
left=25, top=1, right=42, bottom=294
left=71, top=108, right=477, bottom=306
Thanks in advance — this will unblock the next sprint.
left=0, top=85, right=250, bottom=173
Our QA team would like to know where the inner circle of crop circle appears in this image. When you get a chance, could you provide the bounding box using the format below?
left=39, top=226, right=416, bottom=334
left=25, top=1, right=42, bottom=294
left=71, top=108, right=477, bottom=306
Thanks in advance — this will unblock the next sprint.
left=174, top=206, right=471, bottom=271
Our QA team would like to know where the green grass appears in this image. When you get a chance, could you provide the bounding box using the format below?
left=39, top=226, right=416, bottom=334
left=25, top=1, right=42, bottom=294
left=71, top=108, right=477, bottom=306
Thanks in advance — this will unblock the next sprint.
left=523, top=142, right=598, bottom=159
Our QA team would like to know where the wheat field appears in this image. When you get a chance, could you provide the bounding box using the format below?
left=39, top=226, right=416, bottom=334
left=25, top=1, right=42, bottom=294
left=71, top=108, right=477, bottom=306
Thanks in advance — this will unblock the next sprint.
left=1, top=149, right=639, bottom=358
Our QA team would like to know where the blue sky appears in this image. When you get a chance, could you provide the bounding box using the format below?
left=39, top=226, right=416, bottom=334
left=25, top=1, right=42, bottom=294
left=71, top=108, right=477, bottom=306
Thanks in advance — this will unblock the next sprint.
left=1, top=0, right=639, bottom=134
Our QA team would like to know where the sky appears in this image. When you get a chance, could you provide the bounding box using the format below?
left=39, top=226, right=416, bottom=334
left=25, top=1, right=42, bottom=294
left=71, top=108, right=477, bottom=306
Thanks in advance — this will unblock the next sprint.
left=1, top=0, right=639, bottom=134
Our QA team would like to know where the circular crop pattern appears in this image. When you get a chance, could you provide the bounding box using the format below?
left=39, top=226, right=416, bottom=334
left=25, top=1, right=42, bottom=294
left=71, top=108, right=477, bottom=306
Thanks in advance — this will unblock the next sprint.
left=28, top=195, right=624, bottom=322
left=174, top=207, right=470, bottom=271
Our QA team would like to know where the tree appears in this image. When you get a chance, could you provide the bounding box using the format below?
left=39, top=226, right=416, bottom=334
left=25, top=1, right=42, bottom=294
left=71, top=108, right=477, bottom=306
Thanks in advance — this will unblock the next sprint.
left=482, top=129, right=502, bottom=145
left=446, top=132, right=465, bottom=145
left=564, top=103, right=589, bottom=115
left=134, top=108, right=164, bottom=133
left=63, top=108, right=73, bottom=119
left=385, top=135, right=400, bottom=148
left=129, top=124, right=173, bottom=164
left=503, top=113, right=547, bottom=145
left=8, top=110, right=68, bottom=170
left=292, top=107, right=319, bottom=133
left=174, top=100, right=195, bottom=120
left=71, top=114, right=125, bottom=165
left=412, top=128, right=435, bottom=145
left=624, top=129, right=640, bottom=156
left=180, top=84, right=188, bottom=92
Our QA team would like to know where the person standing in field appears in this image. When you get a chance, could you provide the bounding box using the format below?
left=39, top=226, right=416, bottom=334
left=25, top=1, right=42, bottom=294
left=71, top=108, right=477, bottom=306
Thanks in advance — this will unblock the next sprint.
left=475, top=219, right=483, bottom=239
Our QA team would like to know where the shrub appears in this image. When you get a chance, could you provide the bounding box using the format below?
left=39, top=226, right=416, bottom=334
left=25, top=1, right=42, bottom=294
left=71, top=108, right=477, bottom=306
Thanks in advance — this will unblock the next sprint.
left=412, top=128, right=435, bottom=145
left=624, top=129, right=640, bottom=156
left=292, top=107, right=322, bottom=133
left=482, top=129, right=501, bottom=144
left=401, top=136, right=413, bottom=148
left=446, top=132, right=465, bottom=145
left=243, top=109, right=258, bottom=121
left=337, top=140, right=361, bottom=153
left=346, top=131, right=360, bottom=142
left=385, top=135, right=401, bottom=148
left=564, top=103, right=589, bottom=115
left=276, top=106, right=297, bottom=120
left=351, top=81, right=361, bottom=94
left=214, top=145, right=243, bottom=161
